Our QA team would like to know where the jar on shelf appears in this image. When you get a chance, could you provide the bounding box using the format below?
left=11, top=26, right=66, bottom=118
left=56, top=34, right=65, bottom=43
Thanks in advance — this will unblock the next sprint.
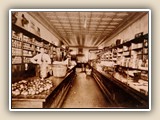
left=144, top=39, right=148, bottom=47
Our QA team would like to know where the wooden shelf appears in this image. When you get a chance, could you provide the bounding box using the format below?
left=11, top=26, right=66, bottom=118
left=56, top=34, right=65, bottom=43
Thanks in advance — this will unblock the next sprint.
left=12, top=23, right=42, bottom=42
left=117, top=65, right=148, bottom=72
left=12, top=46, right=22, bottom=49
left=23, top=47, right=34, bottom=51
left=100, top=33, right=148, bottom=75
left=12, top=23, right=57, bottom=47
left=12, top=37, right=22, bottom=41
left=23, top=55, right=33, bottom=57
left=23, top=40, right=35, bottom=46
left=12, top=23, right=58, bottom=79
left=12, top=54, right=22, bottom=57
left=112, top=33, right=148, bottom=48
left=131, top=47, right=143, bottom=50
left=12, top=63, right=22, bottom=65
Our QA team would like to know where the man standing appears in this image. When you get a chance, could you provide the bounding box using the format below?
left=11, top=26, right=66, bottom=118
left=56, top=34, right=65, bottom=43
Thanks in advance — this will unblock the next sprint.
left=30, top=48, right=51, bottom=80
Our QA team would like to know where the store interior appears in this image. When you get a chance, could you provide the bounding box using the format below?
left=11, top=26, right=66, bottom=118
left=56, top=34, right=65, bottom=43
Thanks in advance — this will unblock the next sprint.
left=11, top=11, right=149, bottom=109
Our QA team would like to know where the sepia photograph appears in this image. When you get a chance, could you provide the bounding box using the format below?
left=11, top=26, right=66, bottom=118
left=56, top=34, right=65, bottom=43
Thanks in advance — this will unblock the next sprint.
left=9, top=9, right=151, bottom=111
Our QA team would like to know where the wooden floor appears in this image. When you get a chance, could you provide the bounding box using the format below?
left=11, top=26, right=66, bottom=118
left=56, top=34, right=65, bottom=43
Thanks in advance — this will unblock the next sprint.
left=61, top=68, right=108, bottom=108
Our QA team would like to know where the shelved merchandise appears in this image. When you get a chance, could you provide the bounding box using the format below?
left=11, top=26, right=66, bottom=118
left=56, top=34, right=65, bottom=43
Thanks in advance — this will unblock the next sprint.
left=12, top=23, right=57, bottom=81
left=99, top=33, right=148, bottom=82
left=100, top=33, right=148, bottom=70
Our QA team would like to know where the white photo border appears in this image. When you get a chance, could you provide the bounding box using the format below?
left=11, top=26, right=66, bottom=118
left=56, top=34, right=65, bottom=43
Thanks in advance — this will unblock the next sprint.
left=9, top=9, right=151, bottom=111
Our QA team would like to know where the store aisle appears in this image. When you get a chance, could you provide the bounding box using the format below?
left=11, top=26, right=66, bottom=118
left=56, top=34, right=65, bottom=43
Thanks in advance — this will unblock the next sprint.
left=61, top=68, right=108, bottom=108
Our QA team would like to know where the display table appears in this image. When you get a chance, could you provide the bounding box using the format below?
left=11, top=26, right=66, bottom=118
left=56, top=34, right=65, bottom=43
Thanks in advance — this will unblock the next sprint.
left=91, top=67, right=149, bottom=108
left=12, top=66, right=76, bottom=108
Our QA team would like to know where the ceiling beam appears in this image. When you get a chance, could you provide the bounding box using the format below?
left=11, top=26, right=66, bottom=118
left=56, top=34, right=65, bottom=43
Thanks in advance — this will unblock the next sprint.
left=66, top=12, right=75, bottom=45
left=78, top=12, right=82, bottom=46
left=54, top=12, right=70, bottom=45
left=83, top=12, right=92, bottom=46
left=94, top=12, right=118, bottom=46
left=92, top=12, right=105, bottom=46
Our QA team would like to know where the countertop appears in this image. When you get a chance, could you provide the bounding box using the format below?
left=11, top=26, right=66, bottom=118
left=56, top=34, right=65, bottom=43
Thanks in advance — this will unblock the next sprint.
left=96, top=69, right=148, bottom=96
left=12, top=69, right=74, bottom=102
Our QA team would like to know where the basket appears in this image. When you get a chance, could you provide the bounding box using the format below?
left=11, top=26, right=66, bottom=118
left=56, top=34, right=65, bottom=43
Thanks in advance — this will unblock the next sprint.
left=52, top=64, right=67, bottom=77
left=86, top=69, right=92, bottom=75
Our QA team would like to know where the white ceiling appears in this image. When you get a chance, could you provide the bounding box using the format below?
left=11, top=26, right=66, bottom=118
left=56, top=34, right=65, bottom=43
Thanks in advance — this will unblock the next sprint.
left=29, top=11, right=147, bottom=48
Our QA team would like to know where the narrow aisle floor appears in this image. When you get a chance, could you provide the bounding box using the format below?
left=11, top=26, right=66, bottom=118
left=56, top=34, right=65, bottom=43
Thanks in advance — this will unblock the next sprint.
left=61, top=68, right=108, bottom=108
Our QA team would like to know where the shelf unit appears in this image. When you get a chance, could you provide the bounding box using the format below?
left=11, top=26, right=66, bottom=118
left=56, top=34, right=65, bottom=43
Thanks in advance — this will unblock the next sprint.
left=101, top=34, right=148, bottom=68
left=100, top=33, right=148, bottom=81
left=11, top=23, right=57, bottom=82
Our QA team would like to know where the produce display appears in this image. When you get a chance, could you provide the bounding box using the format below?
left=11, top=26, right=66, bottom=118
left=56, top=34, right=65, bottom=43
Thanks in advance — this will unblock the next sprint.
left=12, top=79, right=53, bottom=96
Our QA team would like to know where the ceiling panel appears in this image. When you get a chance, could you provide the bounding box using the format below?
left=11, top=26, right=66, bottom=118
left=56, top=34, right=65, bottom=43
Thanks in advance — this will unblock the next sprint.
left=32, top=11, right=146, bottom=47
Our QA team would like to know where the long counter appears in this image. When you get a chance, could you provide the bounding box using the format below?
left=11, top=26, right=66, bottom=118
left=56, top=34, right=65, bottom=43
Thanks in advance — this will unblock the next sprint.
left=92, top=67, right=149, bottom=109
left=12, top=66, right=76, bottom=108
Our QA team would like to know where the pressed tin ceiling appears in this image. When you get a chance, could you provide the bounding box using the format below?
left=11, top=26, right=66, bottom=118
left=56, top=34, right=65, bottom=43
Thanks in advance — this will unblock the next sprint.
left=29, top=11, right=147, bottom=47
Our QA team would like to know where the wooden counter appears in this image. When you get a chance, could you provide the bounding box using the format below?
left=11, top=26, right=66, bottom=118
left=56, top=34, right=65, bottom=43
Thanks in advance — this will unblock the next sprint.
left=92, top=67, right=149, bottom=109
left=12, top=66, right=76, bottom=109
